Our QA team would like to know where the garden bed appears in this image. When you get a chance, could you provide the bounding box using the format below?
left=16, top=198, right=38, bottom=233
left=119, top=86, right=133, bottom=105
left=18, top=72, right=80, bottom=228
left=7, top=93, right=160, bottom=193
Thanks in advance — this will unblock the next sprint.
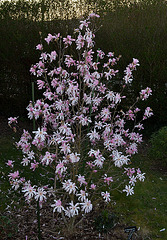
left=1, top=204, right=141, bottom=240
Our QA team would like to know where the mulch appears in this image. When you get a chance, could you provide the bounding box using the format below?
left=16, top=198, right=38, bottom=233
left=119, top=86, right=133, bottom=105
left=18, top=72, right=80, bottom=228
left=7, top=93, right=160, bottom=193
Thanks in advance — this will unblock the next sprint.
left=1, top=202, right=142, bottom=240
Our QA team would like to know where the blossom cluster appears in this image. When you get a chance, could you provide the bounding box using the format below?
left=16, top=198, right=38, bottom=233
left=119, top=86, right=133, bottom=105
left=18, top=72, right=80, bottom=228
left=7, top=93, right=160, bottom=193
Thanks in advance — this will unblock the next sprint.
left=7, top=13, right=153, bottom=226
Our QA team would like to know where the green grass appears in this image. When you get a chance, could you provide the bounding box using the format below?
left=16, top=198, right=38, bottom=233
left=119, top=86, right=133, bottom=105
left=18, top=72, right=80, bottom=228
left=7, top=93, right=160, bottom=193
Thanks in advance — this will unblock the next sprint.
left=112, top=151, right=167, bottom=239
left=0, top=134, right=21, bottom=210
left=0, top=134, right=21, bottom=238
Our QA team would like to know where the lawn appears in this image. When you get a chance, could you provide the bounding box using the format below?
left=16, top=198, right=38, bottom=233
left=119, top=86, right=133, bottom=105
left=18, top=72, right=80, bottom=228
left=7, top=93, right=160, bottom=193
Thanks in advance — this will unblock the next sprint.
left=113, top=147, right=167, bottom=239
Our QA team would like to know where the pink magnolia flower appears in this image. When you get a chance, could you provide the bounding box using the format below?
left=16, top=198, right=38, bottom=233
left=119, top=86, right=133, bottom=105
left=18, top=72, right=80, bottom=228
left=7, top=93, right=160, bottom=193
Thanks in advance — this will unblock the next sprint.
left=88, top=13, right=100, bottom=19
left=126, top=110, right=135, bottom=120
left=77, top=174, right=87, bottom=186
left=41, top=151, right=53, bottom=166
left=97, top=49, right=105, bottom=59
left=30, top=65, right=37, bottom=75
left=6, top=160, right=14, bottom=168
left=103, top=174, right=113, bottom=185
left=143, top=107, right=153, bottom=119
left=8, top=171, right=19, bottom=179
left=56, top=161, right=67, bottom=174
left=76, top=34, right=85, bottom=49
left=124, top=168, right=136, bottom=178
left=60, top=142, right=71, bottom=154
left=65, top=55, right=76, bottom=67
left=69, top=153, right=80, bottom=163
left=87, top=128, right=100, bottom=141
left=132, top=58, right=140, bottom=68
left=49, top=51, right=57, bottom=62
left=30, top=161, right=39, bottom=171
left=45, top=33, right=60, bottom=44
left=37, top=80, right=45, bottom=89
left=36, top=44, right=43, bottom=51
left=79, top=20, right=89, bottom=30
left=63, top=35, right=75, bottom=46
left=107, top=52, right=114, bottom=57
left=90, top=184, right=96, bottom=190
left=8, top=117, right=18, bottom=125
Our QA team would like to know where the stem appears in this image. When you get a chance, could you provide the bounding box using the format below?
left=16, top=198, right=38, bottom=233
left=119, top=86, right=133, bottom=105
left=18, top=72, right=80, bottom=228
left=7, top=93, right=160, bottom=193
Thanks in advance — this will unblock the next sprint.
left=87, top=49, right=100, bottom=134
left=32, top=80, right=41, bottom=240
left=54, top=144, right=58, bottom=190
left=37, top=200, right=41, bottom=240
left=32, top=81, right=36, bottom=131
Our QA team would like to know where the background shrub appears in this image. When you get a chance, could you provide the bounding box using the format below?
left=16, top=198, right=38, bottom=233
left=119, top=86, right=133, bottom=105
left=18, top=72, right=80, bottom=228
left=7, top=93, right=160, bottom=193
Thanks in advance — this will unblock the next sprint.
left=149, top=126, right=167, bottom=168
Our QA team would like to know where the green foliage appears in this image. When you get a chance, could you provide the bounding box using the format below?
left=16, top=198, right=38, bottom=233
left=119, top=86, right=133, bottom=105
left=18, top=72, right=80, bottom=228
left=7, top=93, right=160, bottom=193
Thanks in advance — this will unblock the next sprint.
left=94, top=209, right=118, bottom=233
left=149, top=126, right=167, bottom=168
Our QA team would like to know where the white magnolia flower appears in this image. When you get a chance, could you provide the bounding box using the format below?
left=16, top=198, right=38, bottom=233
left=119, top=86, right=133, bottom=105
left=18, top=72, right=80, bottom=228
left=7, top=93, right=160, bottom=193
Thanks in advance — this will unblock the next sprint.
left=80, top=198, right=93, bottom=213
left=137, top=172, right=145, bottom=182
left=35, top=187, right=47, bottom=202
left=56, top=161, right=67, bottom=174
left=21, top=157, right=30, bottom=166
left=22, top=184, right=36, bottom=199
left=33, top=127, right=47, bottom=141
left=94, top=157, right=104, bottom=168
left=112, top=150, right=129, bottom=167
left=69, top=152, right=80, bottom=163
left=77, top=174, right=87, bottom=186
left=27, top=150, right=35, bottom=160
left=41, top=151, right=53, bottom=165
left=11, top=179, right=20, bottom=190
left=123, top=185, right=134, bottom=196
left=87, top=128, right=100, bottom=141
left=77, top=190, right=88, bottom=202
left=129, top=176, right=137, bottom=186
left=51, top=199, right=64, bottom=213
left=62, top=180, right=77, bottom=194
left=69, top=201, right=80, bottom=217
left=101, top=191, right=111, bottom=202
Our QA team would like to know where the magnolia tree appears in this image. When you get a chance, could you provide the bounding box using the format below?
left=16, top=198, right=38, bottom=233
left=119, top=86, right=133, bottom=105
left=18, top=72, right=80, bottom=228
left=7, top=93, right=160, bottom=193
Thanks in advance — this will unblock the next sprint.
left=7, top=13, right=153, bottom=233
